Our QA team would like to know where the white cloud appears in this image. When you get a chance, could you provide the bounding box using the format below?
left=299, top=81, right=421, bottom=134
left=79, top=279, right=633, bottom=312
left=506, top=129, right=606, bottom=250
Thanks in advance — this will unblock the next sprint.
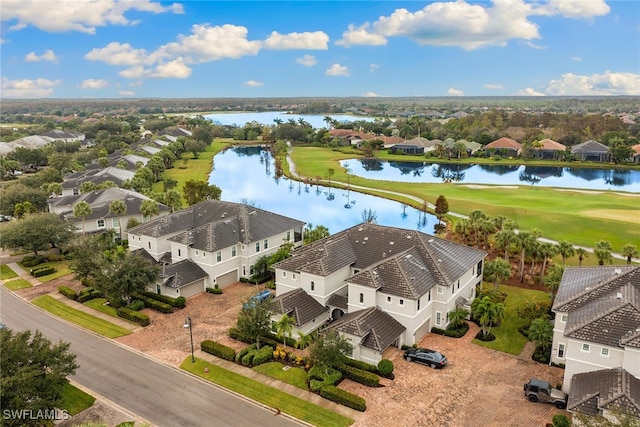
left=244, top=80, right=264, bottom=87
left=525, top=41, right=546, bottom=50
left=1, top=0, right=184, bottom=34
left=571, top=56, right=582, bottom=62
left=85, top=42, right=158, bottom=66
left=362, top=91, right=384, bottom=97
left=79, top=79, right=108, bottom=89
left=447, top=87, right=464, bottom=96
left=336, top=23, right=388, bottom=47
left=1, top=77, right=61, bottom=97
left=150, top=60, right=191, bottom=79
left=25, top=49, right=58, bottom=62
left=515, top=87, right=546, bottom=96
left=337, top=0, right=610, bottom=50
left=296, top=55, right=317, bottom=67
left=370, top=64, right=379, bottom=73
left=119, top=90, right=135, bottom=97
left=119, top=66, right=146, bottom=79
left=325, top=64, right=350, bottom=77
left=263, top=31, right=329, bottom=50
left=545, top=71, right=640, bottom=96
left=484, top=83, right=505, bottom=90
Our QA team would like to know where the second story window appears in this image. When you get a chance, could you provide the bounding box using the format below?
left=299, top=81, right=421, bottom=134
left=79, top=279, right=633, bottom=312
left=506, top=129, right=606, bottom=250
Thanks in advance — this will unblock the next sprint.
left=232, top=246, right=237, bottom=257
left=359, top=293, right=364, bottom=303
left=216, top=251, right=222, bottom=262
left=263, top=239, right=268, bottom=249
left=97, top=219, right=105, bottom=228
left=255, top=242, right=260, bottom=252
left=310, top=281, right=314, bottom=291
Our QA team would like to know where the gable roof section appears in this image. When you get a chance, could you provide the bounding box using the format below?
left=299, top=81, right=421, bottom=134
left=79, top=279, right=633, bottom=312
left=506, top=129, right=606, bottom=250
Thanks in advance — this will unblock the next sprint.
left=485, top=137, right=522, bottom=150
left=271, top=288, right=329, bottom=326
left=537, top=139, right=566, bottom=151
left=568, top=368, right=640, bottom=418
left=161, top=259, right=208, bottom=288
left=329, top=306, right=406, bottom=352
left=53, top=188, right=168, bottom=220
left=572, top=140, right=609, bottom=154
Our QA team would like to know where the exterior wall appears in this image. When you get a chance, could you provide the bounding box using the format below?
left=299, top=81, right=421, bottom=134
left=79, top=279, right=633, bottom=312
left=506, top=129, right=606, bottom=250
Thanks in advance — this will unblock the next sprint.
left=551, top=312, right=569, bottom=365
left=622, top=347, right=640, bottom=378
left=347, top=283, right=378, bottom=313
left=562, top=339, right=624, bottom=392
left=151, top=280, right=203, bottom=298
left=275, top=265, right=351, bottom=306
left=358, top=346, right=383, bottom=365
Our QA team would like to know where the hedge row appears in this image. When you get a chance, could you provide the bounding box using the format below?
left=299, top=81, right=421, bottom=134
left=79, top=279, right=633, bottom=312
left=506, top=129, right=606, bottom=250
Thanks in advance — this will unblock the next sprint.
left=138, top=291, right=186, bottom=308
left=125, top=299, right=145, bottom=311
left=58, top=286, right=78, bottom=300
left=117, top=307, right=150, bottom=326
left=431, top=323, right=469, bottom=338
left=307, top=365, right=342, bottom=392
left=31, top=266, right=55, bottom=277
left=77, top=288, right=102, bottom=303
left=201, top=340, right=236, bottom=362
left=133, top=293, right=172, bottom=313
left=228, top=327, right=286, bottom=350
left=344, top=358, right=379, bottom=374
left=206, top=287, right=223, bottom=295
left=337, top=364, right=380, bottom=387
left=22, top=255, right=46, bottom=267
left=320, top=386, right=366, bottom=412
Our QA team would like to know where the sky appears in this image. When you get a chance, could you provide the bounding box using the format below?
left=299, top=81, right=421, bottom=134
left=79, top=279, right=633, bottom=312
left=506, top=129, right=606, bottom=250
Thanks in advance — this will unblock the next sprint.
left=1, top=0, right=639, bottom=99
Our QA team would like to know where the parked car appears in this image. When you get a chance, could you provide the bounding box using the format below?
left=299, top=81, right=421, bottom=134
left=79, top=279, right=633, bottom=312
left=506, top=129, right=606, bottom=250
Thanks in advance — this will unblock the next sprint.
left=523, top=378, right=567, bottom=409
left=404, top=347, right=447, bottom=368
left=243, top=290, right=272, bottom=309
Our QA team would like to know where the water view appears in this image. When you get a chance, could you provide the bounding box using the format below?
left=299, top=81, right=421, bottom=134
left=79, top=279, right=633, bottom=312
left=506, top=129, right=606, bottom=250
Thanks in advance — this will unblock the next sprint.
left=204, top=111, right=374, bottom=128
left=341, top=159, right=640, bottom=192
left=208, top=146, right=437, bottom=234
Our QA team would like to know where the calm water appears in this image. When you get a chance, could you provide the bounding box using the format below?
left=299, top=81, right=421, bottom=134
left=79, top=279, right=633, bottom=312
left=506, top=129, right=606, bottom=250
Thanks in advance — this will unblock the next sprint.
left=208, top=146, right=437, bottom=234
left=204, top=111, right=374, bottom=128
left=340, top=159, right=640, bottom=192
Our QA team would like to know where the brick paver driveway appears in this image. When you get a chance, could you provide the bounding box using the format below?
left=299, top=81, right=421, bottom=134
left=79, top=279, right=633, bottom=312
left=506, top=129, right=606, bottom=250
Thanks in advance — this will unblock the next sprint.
left=341, top=322, right=566, bottom=427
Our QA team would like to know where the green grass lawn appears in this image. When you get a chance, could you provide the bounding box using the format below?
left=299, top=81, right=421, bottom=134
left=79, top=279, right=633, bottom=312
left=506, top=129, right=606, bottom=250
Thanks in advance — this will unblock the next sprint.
left=181, top=358, right=353, bottom=427
left=253, top=362, right=309, bottom=390
left=472, top=283, right=550, bottom=355
left=289, top=147, right=640, bottom=251
left=58, top=382, right=96, bottom=415
left=0, top=264, right=18, bottom=280
left=32, top=295, right=131, bottom=338
left=84, top=298, right=119, bottom=317
left=3, top=278, right=32, bottom=290
left=18, top=260, right=72, bottom=282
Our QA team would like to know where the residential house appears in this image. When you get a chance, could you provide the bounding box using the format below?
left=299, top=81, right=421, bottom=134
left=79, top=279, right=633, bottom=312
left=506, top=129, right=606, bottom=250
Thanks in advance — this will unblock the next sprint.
left=60, top=167, right=135, bottom=196
left=127, top=200, right=305, bottom=293
left=0, top=135, right=55, bottom=156
left=629, top=144, right=640, bottom=164
left=50, top=187, right=170, bottom=236
left=571, top=140, right=610, bottom=162
left=39, top=130, right=85, bottom=142
left=273, top=223, right=487, bottom=364
left=389, top=137, right=431, bottom=155
left=551, top=266, right=640, bottom=394
left=533, top=138, right=567, bottom=160
left=270, top=288, right=331, bottom=336
left=485, top=137, right=523, bottom=157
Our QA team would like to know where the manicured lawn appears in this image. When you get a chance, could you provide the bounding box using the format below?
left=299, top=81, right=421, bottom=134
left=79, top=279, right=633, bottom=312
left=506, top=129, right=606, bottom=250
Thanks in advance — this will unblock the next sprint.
left=253, top=361, right=309, bottom=390
left=3, top=278, right=32, bottom=290
left=18, top=260, right=72, bottom=282
left=181, top=358, right=353, bottom=427
left=288, top=147, right=640, bottom=252
left=58, top=382, right=96, bottom=415
left=472, top=284, right=550, bottom=355
left=32, top=295, right=131, bottom=338
left=84, top=298, right=119, bottom=317
left=0, top=264, right=18, bottom=280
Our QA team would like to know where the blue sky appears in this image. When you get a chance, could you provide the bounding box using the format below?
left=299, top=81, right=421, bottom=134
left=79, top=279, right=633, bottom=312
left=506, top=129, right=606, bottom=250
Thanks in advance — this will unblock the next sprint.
left=1, top=0, right=639, bottom=98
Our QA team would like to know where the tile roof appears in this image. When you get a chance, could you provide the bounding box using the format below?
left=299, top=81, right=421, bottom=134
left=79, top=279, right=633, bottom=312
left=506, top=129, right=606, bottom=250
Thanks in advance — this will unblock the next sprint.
left=327, top=293, right=348, bottom=311
left=571, top=140, right=609, bottom=154
left=271, top=288, right=329, bottom=326
left=53, top=188, right=169, bottom=220
left=275, top=223, right=486, bottom=299
left=568, top=368, right=640, bottom=417
left=536, top=139, right=566, bottom=151
left=161, top=259, right=208, bottom=288
left=485, top=137, right=522, bottom=150
left=329, top=306, right=406, bottom=352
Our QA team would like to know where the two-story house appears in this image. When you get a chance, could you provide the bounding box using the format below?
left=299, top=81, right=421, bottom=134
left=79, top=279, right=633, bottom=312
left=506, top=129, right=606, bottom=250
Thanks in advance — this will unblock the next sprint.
left=272, top=223, right=487, bottom=364
left=550, top=265, right=640, bottom=421
left=127, top=200, right=305, bottom=295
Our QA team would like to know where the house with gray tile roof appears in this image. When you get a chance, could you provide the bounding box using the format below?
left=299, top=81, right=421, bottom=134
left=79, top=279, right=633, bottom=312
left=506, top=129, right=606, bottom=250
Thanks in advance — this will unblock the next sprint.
left=158, top=259, right=209, bottom=299
left=127, top=199, right=305, bottom=294
left=271, top=288, right=330, bottom=335
left=571, top=140, right=610, bottom=162
left=273, top=222, right=487, bottom=363
left=60, top=167, right=135, bottom=196
left=551, top=266, right=640, bottom=394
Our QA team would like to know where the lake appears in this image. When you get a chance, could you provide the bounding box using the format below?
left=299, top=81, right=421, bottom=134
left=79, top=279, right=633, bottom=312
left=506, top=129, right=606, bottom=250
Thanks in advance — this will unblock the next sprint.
left=208, top=146, right=437, bottom=234
left=340, top=159, right=640, bottom=192
left=204, top=111, right=374, bottom=128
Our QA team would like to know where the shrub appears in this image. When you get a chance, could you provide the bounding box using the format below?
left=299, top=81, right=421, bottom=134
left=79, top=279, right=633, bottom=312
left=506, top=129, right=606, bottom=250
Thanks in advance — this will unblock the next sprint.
left=532, top=345, right=551, bottom=364
left=242, top=352, right=255, bottom=366
left=132, top=293, right=173, bottom=313
left=264, top=331, right=296, bottom=348
left=252, top=346, right=274, bottom=366
left=401, top=344, right=412, bottom=351
left=22, top=255, right=46, bottom=267
left=236, top=347, right=251, bottom=364
left=31, top=266, right=55, bottom=277
left=125, top=299, right=145, bottom=311
left=58, top=286, right=78, bottom=300
left=344, top=358, right=378, bottom=374
left=201, top=340, right=236, bottom=362
left=552, top=414, right=570, bottom=427
left=77, top=288, right=102, bottom=303
left=475, top=331, right=496, bottom=341
left=117, top=307, right=150, bottom=326
left=206, top=287, right=223, bottom=295
left=338, top=365, right=380, bottom=387
left=138, top=291, right=185, bottom=308
left=432, top=323, right=469, bottom=338
left=174, top=296, right=186, bottom=308
left=319, top=386, right=366, bottom=412
left=307, top=365, right=342, bottom=391
left=377, top=359, right=394, bottom=376
left=228, top=327, right=251, bottom=344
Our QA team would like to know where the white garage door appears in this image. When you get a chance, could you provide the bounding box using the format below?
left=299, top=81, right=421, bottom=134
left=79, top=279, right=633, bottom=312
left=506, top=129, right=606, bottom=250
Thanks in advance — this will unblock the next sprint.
left=414, top=317, right=431, bottom=344
left=216, top=270, right=238, bottom=288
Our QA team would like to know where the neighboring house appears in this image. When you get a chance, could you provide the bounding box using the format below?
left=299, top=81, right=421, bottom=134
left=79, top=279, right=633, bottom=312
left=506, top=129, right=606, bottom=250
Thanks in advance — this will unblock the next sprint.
left=127, top=200, right=305, bottom=293
left=273, top=223, right=487, bottom=364
left=567, top=368, right=640, bottom=425
left=60, top=167, right=135, bottom=196
left=458, top=139, right=482, bottom=156
left=629, top=144, right=640, bottom=164
left=157, top=258, right=209, bottom=299
left=50, top=187, right=170, bottom=236
left=270, top=288, right=330, bottom=336
left=485, top=137, right=523, bottom=157
left=551, top=265, right=640, bottom=394
left=533, top=138, right=567, bottom=159
left=0, top=135, right=55, bottom=156
left=140, top=145, right=162, bottom=156
left=389, top=137, right=431, bottom=155
left=571, top=140, right=610, bottom=162
left=39, top=130, right=85, bottom=142
left=162, top=128, right=192, bottom=138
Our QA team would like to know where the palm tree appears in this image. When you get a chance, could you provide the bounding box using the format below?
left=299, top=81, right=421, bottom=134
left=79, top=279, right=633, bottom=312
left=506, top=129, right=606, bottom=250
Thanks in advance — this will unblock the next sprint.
left=73, top=201, right=93, bottom=236
left=275, top=314, right=295, bottom=348
left=484, top=258, right=511, bottom=289
left=538, top=242, right=558, bottom=278
left=447, top=308, right=469, bottom=330
left=544, top=264, right=565, bottom=305
left=471, top=296, right=505, bottom=338
left=576, top=247, right=589, bottom=266
left=556, top=241, right=575, bottom=266
left=527, top=317, right=553, bottom=351
left=140, top=199, right=159, bottom=223
left=295, top=331, right=313, bottom=350
left=594, top=240, right=613, bottom=265
left=621, top=244, right=638, bottom=265
left=108, top=199, right=127, bottom=242
left=494, top=229, right=516, bottom=262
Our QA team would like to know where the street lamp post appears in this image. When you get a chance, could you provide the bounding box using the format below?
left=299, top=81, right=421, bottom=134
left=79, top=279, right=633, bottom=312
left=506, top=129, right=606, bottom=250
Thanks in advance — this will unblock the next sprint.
left=183, top=316, right=194, bottom=363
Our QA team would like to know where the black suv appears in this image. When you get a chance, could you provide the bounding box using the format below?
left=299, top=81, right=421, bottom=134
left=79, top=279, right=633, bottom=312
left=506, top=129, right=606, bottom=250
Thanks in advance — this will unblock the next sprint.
left=523, top=379, right=568, bottom=409
left=404, top=348, right=447, bottom=369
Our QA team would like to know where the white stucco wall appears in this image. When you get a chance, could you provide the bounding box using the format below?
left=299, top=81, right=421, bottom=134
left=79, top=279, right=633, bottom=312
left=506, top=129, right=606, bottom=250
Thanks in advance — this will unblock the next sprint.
left=562, top=339, right=625, bottom=392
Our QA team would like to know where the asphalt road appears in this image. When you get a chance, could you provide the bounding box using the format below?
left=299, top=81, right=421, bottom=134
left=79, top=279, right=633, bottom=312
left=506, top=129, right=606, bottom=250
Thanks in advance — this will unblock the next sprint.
left=0, top=286, right=301, bottom=427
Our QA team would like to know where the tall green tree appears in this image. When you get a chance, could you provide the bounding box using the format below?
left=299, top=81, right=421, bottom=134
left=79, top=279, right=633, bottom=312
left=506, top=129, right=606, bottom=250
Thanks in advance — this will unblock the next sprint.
left=594, top=240, right=613, bottom=265
left=275, top=314, right=295, bottom=348
left=0, top=213, right=75, bottom=257
left=309, top=329, right=353, bottom=373
left=538, top=242, right=558, bottom=278
left=303, top=223, right=330, bottom=245
left=527, top=317, right=553, bottom=351
left=73, top=201, right=92, bottom=236
left=494, top=228, right=517, bottom=262
left=295, top=331, right=314, bottom=350
left=140, top=199, right=159, bottom=222
left=108, top=199, right=127, bottom=241
left=434, top=195, right=449, bottom=226
left=235, top=294, right=273, bottom=349
left=621, top=244, right=638, bottom=265
left=182, top=180, right=222, bottom=206
left=1, top=328, right=79, bottom=427
left=447, top=308, right=469, bottom=330
left=576, top=247, right=589, bottom=266
left=556, top=241, right=576, bottom=266
left=471, top=296, right=505, bottom=338
left=484, top=258, right=512, bottom=289
left=544, top=264, right=565, bottom=305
